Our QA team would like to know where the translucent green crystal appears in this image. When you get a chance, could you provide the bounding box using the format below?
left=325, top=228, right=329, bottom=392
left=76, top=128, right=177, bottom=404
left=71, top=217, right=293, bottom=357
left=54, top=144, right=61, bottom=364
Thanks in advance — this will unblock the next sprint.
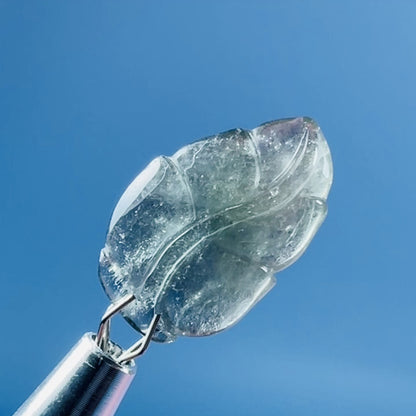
left=99, top=117, right=333, bottom=342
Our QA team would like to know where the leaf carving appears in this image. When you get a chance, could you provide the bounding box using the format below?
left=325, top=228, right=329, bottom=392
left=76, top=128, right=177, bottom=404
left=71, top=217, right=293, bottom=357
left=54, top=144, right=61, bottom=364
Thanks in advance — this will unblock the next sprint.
left=99, top=117, right=333, bottom=342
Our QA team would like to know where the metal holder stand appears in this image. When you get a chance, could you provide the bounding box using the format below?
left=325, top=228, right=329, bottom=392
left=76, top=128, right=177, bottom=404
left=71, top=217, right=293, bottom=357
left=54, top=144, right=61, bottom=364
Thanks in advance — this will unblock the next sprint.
left=14, top=295, right=160, bottom=416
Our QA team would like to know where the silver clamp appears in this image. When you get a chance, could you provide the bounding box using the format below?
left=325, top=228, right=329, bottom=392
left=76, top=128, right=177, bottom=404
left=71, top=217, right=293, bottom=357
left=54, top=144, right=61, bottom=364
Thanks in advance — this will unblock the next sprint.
left=14, top=296, right=160, bottom=416
left=95, top=293, right=161, bottom=364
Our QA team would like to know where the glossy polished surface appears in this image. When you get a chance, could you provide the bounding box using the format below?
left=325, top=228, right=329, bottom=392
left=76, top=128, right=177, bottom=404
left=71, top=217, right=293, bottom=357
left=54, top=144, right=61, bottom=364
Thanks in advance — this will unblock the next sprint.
left=99, top=117, right=332, bottom=341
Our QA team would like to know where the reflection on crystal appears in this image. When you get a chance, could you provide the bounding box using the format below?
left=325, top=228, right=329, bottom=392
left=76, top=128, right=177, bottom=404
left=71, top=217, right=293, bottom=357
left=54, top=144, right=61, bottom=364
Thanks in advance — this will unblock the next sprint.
left=99, top=117, right=333, bottom=342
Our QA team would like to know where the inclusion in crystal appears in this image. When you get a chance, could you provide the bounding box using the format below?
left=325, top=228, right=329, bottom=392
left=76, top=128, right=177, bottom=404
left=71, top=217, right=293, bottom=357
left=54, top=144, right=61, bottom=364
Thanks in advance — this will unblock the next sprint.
left=99, top=117, right=333, bottom=342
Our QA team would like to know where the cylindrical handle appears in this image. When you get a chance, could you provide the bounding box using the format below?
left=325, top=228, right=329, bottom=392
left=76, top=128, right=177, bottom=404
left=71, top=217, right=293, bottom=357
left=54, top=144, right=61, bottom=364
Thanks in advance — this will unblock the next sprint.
left=14, top=333, right=136, bottom=416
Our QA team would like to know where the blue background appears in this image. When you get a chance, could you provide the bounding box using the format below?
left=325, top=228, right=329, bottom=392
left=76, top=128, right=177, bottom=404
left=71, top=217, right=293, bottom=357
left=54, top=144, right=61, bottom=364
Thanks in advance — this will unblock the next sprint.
left=1, top=1, right=415, bottom=415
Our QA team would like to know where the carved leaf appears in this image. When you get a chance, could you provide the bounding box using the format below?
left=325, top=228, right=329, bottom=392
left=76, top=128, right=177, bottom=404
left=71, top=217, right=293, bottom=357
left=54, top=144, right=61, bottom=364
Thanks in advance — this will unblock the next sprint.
left=99, top=117, right=333, bottom=342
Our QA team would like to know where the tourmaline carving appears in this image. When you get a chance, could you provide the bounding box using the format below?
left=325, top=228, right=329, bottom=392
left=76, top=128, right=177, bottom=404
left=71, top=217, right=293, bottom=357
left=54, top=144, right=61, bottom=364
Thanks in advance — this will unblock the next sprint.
left=99, top=117, right=333, bottom=342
